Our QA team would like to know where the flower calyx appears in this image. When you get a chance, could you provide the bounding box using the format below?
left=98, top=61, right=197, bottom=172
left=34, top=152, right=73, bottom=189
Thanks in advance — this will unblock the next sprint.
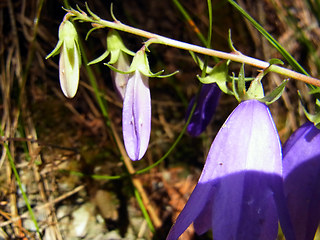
left=88, top=30, right=135, bottom=66
left=106, top=46, right=178, bottom=78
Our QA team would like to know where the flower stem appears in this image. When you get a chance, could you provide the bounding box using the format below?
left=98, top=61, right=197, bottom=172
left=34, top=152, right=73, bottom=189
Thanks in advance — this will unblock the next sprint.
left=69, top=8, right=320, bottom=87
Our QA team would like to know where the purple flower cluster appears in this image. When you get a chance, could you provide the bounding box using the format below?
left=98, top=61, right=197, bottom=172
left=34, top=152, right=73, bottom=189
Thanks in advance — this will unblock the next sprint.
left=167, top=99, right=320, bottom=240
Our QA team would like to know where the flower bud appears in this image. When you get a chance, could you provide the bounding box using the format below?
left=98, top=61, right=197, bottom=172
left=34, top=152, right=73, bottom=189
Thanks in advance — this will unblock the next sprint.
left=186, top=83, right=221, bottom=136
left=122, top=70, right=151, bottom=161
left=46, top=20, right=81, bottom=98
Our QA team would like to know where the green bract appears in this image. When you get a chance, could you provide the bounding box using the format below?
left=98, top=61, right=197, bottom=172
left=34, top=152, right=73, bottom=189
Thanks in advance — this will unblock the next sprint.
left=88, top=30, right=135, bottom=66
left=106, top=47, right=178, bottom=78
left=195, top=55, right=287, bottom=104
left=46, top=20, right=81, bottom=98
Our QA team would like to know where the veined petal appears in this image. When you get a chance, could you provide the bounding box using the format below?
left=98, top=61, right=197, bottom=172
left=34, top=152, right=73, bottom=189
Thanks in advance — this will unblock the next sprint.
left=59, top=41, right=80, bottom=98
left=283, top=121, right=320, bottom=240
left=122, top=70, right=151, bottom=161
left=186, top=83, right=221, bottom=136
left=167, top=100, right=294, bottom=240
left=205, top=100, right=283, bottom=240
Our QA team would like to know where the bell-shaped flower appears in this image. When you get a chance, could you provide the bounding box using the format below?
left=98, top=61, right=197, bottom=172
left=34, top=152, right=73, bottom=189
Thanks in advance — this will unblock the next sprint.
left=186, top=83, right=221, bottom=136
left=46, top=19, right=81, bottom=98
left=282, top=121, right=320, bottom=240
left=167, top=99, right=295, bottom=240
left=108, top=47, right=176, bottom=161
left=122, top=70, right=151, bottom=161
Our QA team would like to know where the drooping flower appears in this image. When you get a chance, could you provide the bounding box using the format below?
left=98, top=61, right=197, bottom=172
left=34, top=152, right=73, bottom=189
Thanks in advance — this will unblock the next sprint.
left=46, top=19, right=81, bottom=98
left=186, top=83, right=221, bottom=136
left=167, top=100, right=295, bottom=240
left=282, top=121, right=320, bottom=240
left=122, top=69, right=151, bottom=161
left=108, top=47, right=176, bottom=161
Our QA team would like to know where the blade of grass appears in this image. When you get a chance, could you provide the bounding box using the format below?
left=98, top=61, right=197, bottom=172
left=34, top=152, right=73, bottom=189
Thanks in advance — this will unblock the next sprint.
left=227, top=0, right=308, bottom=75
left=133, top=188, right=155, bottom=233
left=172, top=0, right=207, bottom=45
left=0, top=129, right=41, bottom=239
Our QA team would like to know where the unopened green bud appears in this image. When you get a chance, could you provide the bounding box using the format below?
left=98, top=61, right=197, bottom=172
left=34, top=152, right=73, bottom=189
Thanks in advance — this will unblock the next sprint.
left=46, top=20, right=81, bottom=98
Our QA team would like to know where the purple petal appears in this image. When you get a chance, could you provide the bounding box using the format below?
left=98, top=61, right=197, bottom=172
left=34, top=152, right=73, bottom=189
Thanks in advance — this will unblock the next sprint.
left=206, top=100, right=283, bottom=240
left=166, top=182, right=217, bottom=240
left=186, top=83, right=221, bottom=136
left=122, top=70, right=151, bottom=161
left=283, top=121, right=320, bottom=240
left=167, top=100, right=294, bottom=240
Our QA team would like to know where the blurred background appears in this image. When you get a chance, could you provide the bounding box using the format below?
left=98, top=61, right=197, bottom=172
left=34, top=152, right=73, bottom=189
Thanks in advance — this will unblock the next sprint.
left=0, top=0, right=319, bottom=239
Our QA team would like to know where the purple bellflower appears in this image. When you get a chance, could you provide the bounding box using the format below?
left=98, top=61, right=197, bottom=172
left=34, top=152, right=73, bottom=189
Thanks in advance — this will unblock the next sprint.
left=109, top=47, right=176, bottom=161
left=282, top=121, right=320, bottom=240
left=186, top=83, right=221, bottom=136
left=122, top=69, right=151, bottom=161
left=167, top=99, right=295, bottom=240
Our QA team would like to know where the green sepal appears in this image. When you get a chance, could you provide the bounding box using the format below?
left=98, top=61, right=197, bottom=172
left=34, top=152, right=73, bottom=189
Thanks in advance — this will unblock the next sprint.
left=189, top=51, right=213, bottom=73
left=88, top=30, right=135, bottom=65
left=46, top=40, right=63, bottom=59
left=298, top=92, right=320, bottom=127
left=198, top=61, right=233, bottom=95
left=129, top=48, right=177, bottom=78
left=268, top=58, right=284, bottom=65
left=107, top=30, right=135, bottom=57
left=259, top=80, right=288, bottom=104
left=85, top=2, right=101, bottom=21
left=105, top=47, right=177, bottom=78
left=244, top=72, right=265, bottom=100
left=302, top=103, right=320, bottom=128
left=104, top=63, right=133, bottom=74
left=46, top=20, right=79, bottom=60
left=75, top=39, right=81, bottom=67
left=88, top=50, right=110, bottom=65
left=231, top=73, right=240, bottom=101
left=85, top=27, right=102, bottom=40
left=237, top=63, right=246, bottom=98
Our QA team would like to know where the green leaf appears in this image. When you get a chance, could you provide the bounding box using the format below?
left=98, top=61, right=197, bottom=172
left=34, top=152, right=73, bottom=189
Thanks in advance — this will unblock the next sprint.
left=198, top=61, right=232, bottom=95
left=259, top=80, right=288, bottom=104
